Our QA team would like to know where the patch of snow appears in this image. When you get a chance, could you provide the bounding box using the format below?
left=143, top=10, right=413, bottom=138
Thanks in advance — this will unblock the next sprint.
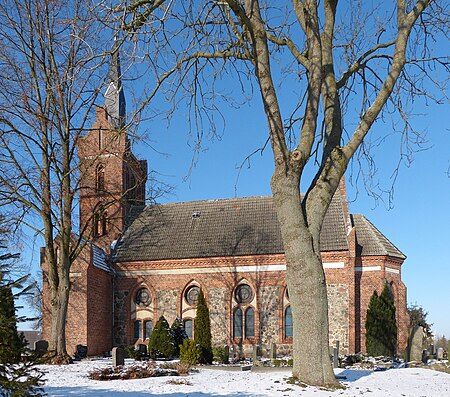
left=39, top=359, right=450, bottom=397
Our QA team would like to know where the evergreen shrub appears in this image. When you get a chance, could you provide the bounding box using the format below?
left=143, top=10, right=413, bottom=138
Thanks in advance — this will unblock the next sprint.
left=170, top=317, right=188, bottom=357
left=179, top=339, right=200, bottom=366
left=194, top=289, right=213, bottom=364
left=148, top=316, right=176, bottom=359
left=365, top=283, right=397, bottom=357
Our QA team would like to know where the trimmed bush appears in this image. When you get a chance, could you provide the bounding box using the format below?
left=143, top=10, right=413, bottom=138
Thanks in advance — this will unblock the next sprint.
left=148, top=316, right=176, bottom=359
left=212, top=346, right=229, bottom=364
left=194, top=289, right=213, bottom=364
left=365, top=283, right=397, bottom=357
left=179, top=339, right=200, bottom=366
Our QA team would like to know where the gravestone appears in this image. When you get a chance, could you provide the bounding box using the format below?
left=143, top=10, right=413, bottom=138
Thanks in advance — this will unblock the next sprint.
left=75, top=345, right=88, bottom=359
left=112, top=347, right=125, bottom=367
left=34, top=340, right=48, bottom=356
left=333, top=341, right=340, bottom=368
left=436, top=347, right=444, bottom=360
left=270, top=343, right=277, bottom=359
left=252, top=345, right=260, bottom=363
left=407, top=326, right=424, bottom=362
left=224, top=345, right=230, bottom=364
left=421, top=349, right=428, bottom=364
left=137, top=344, right=147, bottom=356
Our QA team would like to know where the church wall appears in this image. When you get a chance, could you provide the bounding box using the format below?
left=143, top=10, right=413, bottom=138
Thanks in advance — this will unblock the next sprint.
left=354, top=256, right=409, bottom=353
left=113, top=252, right=358, bottom=356
left=86, top=263, right=113, bottom=355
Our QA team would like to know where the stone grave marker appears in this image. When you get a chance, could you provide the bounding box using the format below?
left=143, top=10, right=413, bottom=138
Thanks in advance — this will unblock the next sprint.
left=34, top=340, right=48, bottom=356
left=224, top=345, right=230, bottom=364
left=437, top=347, right=444, bottom=360
left=75, top=344, right=88, bottom=359
left=270, top=343, right=277, bottom=359
left=137, top=344, right=147, bottom=356
left=333, top=341, right=340, bottom=368
left=407, top=325, right=424, bottom=362
left=252, top=345, right=260, bottom=363
left=112, top=347, right=125, bottom=367
left=421, top=349, right=428, bottom=364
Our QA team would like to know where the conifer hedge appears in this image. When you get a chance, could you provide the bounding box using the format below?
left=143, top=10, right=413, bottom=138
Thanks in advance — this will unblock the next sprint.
left=365, top=283, right=397, bottom=357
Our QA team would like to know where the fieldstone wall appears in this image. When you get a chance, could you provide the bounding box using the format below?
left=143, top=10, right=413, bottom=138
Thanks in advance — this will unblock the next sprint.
left=208, top=288, right=229, bottom=345
left=113, top=290, right=129, bottom=346
left=156, top=289, right=178, bottom=324
left=259, top=286, right=281, bottom=355
left=327, top=284, right=349, bottom=353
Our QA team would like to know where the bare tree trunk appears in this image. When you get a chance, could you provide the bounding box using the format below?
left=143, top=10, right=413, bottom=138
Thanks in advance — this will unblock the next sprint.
left=271, top=169, right=337, bottom=385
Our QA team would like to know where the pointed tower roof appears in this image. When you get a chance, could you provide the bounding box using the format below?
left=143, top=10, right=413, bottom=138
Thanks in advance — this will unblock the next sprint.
left=104, top=39, right=126, bottom=128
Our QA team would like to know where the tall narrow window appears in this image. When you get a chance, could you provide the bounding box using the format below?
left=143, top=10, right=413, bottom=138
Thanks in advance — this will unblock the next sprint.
left=233, top=308, right=243, bottom=338
left=285, top=306, right=293, bottom=338
left=96, top=164, right=105, bottom=192
left=245, top=307, right=255, bottom=337
left=94, top=212, right=101, bottom=237
left=144, top=320, right=152, bottom=339
left=101, top=211, right=108, bottom=234
left=98, top=129, right=104, bottom=150
left=134, top=320, right=142, bottom=340
left=184, top=319, right=193, bottom=339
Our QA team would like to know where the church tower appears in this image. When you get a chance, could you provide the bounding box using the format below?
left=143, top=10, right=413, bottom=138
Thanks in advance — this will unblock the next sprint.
left=78, top=42, right=147, bottom=250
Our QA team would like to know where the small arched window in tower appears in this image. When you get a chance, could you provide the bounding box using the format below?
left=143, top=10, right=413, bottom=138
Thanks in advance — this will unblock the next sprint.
left=96, top=164, right=105, bottom=192
left=98, top=129, right=104, bottom=150
left=101, top=211, right=108, bottom=235
left=93, top=212, right=101, bottom=237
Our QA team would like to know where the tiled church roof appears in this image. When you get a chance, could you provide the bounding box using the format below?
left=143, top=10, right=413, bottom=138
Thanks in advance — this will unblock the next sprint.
left=112, top=195, right=404, bottom=262
left=351, top=214, right=406, bottom=259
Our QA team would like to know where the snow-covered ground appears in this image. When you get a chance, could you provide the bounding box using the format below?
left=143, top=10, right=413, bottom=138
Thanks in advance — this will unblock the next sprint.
left=40, top=359, right=450, bottom=397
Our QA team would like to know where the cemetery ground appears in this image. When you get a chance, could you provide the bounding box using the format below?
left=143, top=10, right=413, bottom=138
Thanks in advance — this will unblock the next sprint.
left=40, top=358, right=450, bottom=397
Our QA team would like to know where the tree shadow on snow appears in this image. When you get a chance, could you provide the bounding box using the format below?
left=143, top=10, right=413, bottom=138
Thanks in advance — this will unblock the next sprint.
left=44, top=387, right=263, bottom=397
left=337, top=368, right=374, bottom=382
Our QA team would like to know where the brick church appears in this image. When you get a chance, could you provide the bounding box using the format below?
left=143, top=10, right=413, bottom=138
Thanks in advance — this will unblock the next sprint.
left=42, top=49, right=410, bottom=358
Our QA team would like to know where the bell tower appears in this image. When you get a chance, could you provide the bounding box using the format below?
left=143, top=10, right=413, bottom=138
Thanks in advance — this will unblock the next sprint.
left=78, top=42, right=147, bottom=250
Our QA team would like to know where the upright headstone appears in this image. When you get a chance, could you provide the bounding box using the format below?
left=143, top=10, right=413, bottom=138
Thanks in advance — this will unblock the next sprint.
left=270, top=342, right=277, bottom=359
left=252, top=345, right=259, bottom=363
left=436, top=347, right=444, bottom=360
left=34, top=340, right=48, bottom=356
left=333, top=341, right=340, bottom=368
left=224, top=345, right=230, bottom=364
left=428, top=344, right=435, bottom=356
left=407, top=326, right=425, bottom=362
left=75, top=344, right=88, bottom=359
left=421, top=349, right=428, bottom=364
left=112, top=347, right=125, bottom=367
left=137, top=344, right=147, bottom=356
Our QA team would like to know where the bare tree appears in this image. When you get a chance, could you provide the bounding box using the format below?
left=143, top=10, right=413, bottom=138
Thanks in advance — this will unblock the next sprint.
left=0, top=0, right=147, bottom=363
left=119, top=0, right=449, bottom=386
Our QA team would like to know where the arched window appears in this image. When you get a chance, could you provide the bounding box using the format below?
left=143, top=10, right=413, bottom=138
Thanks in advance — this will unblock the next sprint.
left=94, top=211, right=101, bottom=236
left=233, top=308, right=243, bottom=338
left=101, top=211, right=108, bottom=234
left=144, top=320, right=152, bottom=339
left=245, top=307, right=255, bottom=337
left=235, top=284, right=253, bottom=304
left=96, top=164, right=105, bottom=192
left=184, top=319, right=193, bottom=339
left=134, top=320, right=142, bottom=340
left=285, top=306, right=293, bottom=338
left=185, top=285, right=200, bottom=306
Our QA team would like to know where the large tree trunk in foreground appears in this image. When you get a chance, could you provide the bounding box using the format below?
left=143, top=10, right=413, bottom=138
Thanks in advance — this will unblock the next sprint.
left=271, top=170, right=337, bottom=385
